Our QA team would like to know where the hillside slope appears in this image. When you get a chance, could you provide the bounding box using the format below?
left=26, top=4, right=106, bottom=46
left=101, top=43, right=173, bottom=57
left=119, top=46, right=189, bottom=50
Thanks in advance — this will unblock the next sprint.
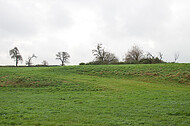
left=0, top=63, right=190, bottom=88
left=0, top=64, right=190, bottom=125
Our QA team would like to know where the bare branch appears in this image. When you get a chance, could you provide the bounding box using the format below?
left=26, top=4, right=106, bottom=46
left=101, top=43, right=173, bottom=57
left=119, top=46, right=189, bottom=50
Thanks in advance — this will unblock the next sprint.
left=158, top=52, right=163, bottom=60
left=26, top=54, right=37, bottom=66
left=174, top=52, right=180, bottom=63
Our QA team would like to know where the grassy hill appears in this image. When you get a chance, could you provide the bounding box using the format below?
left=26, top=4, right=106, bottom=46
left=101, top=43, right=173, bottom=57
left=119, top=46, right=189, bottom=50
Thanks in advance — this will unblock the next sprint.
left=0, top=64, right=190, bottom=125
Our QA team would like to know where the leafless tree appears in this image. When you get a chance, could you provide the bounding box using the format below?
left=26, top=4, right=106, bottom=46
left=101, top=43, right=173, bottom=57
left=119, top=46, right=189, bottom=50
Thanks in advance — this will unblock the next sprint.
left=26, top=54, right=37, bottom=66
left=124, top=45, right=144, bottom=63
left=92, top=43, right=106, bottom=62
left=104, top=52, right=119, bottom=63
left=56, top=51, right=70, bottom=66
left=174, top=52, right=180, bottom=63
left=42, top=60, right=48, bottom=66
left=92, top=43, right=119, bottom=64
left=9, top=47, right=23, bottom=66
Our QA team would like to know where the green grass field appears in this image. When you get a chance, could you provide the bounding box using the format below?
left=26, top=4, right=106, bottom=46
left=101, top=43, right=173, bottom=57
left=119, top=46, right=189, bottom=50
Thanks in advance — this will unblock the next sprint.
left=0, top=63, right=190, bottom=125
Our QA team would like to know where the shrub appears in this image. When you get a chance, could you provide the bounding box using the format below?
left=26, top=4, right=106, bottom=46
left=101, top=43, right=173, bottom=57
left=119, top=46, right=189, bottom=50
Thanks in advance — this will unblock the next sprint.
left=79, top=63, right=86, bottom=65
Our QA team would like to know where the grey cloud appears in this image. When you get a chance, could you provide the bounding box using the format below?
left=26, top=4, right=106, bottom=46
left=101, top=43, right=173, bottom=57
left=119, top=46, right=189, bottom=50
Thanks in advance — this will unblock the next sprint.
left=46, top=1, right=74, bottom=30
left=0, top=0, right=190, bottom=65
left=0, top=1, right=40, bottom=37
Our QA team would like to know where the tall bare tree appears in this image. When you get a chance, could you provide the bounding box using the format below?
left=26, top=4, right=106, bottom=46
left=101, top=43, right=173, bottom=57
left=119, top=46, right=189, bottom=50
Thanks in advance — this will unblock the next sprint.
left=92, top=43, right=118, bottom=64
left=124, top=45, right=143, bottom=63
left=9, top=47, right=23, bottom=66
left=56, top=51, right=70, bottom=66
left=92, top=43, right=106, bottom=62
left=26, top=54, right=37, bottom=66
left=174, top=52, right=180, bottom=63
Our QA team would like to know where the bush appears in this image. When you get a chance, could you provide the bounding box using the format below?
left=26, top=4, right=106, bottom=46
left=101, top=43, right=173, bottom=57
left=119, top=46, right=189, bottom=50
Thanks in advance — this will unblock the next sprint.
left=140, top=57, right=165, bottom=64
left=79, top=63, right=86, bottom=65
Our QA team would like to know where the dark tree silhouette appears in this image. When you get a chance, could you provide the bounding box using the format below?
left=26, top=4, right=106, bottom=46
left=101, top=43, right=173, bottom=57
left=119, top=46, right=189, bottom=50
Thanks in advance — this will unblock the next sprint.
left=56, top=51, right=70, bottom=66
left=26, top=54, right=37, bottom=66
left=9, top=47, right=23, bottom=66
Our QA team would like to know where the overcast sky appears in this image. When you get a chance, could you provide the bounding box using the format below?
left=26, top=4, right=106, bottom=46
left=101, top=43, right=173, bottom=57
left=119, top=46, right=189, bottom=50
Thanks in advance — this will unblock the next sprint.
left=0, top=0, right=190, bottom=65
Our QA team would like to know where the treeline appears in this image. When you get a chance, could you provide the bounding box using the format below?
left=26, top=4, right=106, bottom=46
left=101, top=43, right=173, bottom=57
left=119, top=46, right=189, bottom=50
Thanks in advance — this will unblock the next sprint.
left=8, top=43, right=179, bottom=66
left=80, top=43, right=179, bottom=65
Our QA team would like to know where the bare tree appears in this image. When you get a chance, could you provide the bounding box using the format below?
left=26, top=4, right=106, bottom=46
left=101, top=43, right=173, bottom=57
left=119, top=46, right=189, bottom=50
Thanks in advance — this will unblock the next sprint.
left=92, top=43, right=119, bottom=64
left=26, top=54, right=37, bottom=66
left=104, top=52, right=119, bottom=64
left=56, top=52, right=70, bottom=66
left=92, top=43, right=106, bottom=62
left=174, top=52, right=180, bottom=63
left=124, top=45, right=143, bottom=63
left=42, top=60, right=48, bottom=66
left=9, top=47, right=23, bottom=66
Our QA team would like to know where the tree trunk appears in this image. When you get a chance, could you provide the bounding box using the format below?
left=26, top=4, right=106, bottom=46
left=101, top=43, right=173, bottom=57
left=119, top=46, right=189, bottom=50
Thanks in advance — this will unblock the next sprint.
left=16, top=58, right=18, bottom=67
left=61, top=61, right=64, bottom=66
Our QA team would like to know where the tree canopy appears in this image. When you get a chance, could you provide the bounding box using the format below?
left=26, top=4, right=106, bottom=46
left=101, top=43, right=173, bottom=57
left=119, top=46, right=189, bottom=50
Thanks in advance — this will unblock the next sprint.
left=9, top=47, right=23, bottom=66
left=56, top=51, right=70, bottom=66
left=124, top=45, right=144, bottom=64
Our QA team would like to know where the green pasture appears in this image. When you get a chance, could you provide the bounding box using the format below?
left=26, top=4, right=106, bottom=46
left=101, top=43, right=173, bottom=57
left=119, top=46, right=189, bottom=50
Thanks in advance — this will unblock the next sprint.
left=0, top=64, right=190, bottom=125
